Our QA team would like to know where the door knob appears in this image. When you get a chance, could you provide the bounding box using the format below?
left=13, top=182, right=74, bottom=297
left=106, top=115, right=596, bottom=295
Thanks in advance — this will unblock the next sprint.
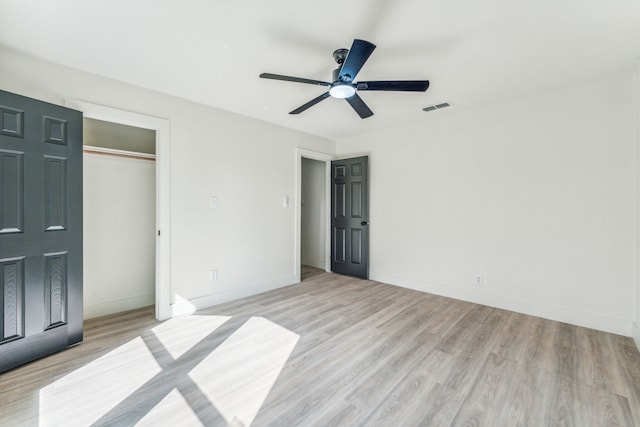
left=361, top=221, right=369, bottom=226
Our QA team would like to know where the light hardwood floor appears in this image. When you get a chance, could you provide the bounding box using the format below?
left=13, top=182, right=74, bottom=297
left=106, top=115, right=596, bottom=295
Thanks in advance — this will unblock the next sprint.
left=1, top=266, right=639, bottom=426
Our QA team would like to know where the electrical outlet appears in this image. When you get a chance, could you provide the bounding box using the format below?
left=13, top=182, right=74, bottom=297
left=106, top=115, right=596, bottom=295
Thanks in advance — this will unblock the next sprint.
left=475, top=275, right=483, bottom=286
left=209, top=270, right=218, bottom=281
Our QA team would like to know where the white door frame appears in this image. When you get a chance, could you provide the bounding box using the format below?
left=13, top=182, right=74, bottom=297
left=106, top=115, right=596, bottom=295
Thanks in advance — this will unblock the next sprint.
left=295, top=148, right=334, bottom=283
left=65, top=99, right=172, bottom=321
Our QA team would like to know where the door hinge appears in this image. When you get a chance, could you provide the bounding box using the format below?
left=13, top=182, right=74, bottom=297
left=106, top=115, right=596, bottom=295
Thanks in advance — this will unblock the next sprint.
left=158, top=230, right=161, bottom=236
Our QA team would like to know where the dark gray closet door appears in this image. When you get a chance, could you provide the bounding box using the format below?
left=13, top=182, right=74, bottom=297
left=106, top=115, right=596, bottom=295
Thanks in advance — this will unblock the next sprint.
left=0, top=90, right=83, bottom=372
left=331, top=156, right=369, bottom=279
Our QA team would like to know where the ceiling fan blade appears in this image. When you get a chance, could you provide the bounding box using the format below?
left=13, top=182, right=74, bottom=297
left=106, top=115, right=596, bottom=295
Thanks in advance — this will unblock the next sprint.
left=346, top=93, right=374, bottom=119
left=260, top=73, right=331, bottom=87
left=289, top=92, right=331, bottom=114
left=356, top=80, right=430, bottom=92
left=338, top=39, right=376, bottom=83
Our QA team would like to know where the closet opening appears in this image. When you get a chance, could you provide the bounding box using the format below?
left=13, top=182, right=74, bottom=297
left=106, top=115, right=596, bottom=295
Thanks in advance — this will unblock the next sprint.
left=82, top=118, right=157, bottom=319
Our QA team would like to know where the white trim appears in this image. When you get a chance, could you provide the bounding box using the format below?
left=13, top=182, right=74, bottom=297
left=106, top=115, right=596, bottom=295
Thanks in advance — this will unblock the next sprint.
left=84, top=293, right=155, bottom=320
left=635, top=60, right=640, bottom=352
left=65, top=98, right=172, bottom=321
left=171, top=274, right=298, bottom=316
left=335, top=152, right=370, bottom=160
left=301, top=257, right=326, bottom=270
left=83, top=145, right=156, bottom=160
left=370, top=271, right=633, bottom=336
left=295, top=148, right=334, bottom=283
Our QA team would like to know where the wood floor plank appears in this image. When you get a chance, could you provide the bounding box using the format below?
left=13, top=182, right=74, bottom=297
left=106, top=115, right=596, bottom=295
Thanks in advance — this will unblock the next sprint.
left=417, top=344, right=496, bottom=424
left=2, top=267, right=640, bottom=427
left=255, top=307, right=440, bottom=426
left=356, top=349, right=453, bottom=427
left=610, top=334, right=640, bottom=426
left=344, top=331, right=438, bottom=410
left=495, top=316, right=556, bottom=426
left=314, top=402, right=362, bottom=427
left=546, top=321, right=588, bottom=426
left=450, top=352, right=517, bottom=426
left=579, top=384, right=635, bottom=427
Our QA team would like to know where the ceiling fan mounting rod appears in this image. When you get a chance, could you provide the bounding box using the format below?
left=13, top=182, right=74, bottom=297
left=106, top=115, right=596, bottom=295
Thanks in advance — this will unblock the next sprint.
left=333, top=48, right=349, bottom=65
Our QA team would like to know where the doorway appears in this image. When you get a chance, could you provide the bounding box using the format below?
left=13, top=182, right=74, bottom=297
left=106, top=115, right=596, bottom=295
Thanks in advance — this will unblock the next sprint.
left=295, top=149, right=333, bottom=283
left=82, top=118, right=156, bottom=318
left=301, top=158, right=326, bottom=269
left=301, top=158, right=327, bottom=282
left=65, top=99, right=172, bottom=320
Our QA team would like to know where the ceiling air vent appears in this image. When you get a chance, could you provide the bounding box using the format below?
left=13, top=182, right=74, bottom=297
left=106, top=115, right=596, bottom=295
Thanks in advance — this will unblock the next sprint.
left=422, top=102, right=451, bottom=112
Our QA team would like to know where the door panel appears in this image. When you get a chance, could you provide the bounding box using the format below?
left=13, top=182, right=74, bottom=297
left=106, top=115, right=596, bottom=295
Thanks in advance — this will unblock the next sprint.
left=331, top=156, right=369, bottom=279
left=1, top=257, right=24, bottom=342
left=351, top=228, right=362, bottom=264
left=44, top=155, right=68, bottom=231
left=0, top=90, right=82, bottom=373
left=334, top=182, right=345, bottom=218
left=44, top=252, right=68, bottom=329
left=351, top=182, right=362, bottom=218
left=0, top=150, right=24, bottom=233
left=334, top=227, right=346, bottom=263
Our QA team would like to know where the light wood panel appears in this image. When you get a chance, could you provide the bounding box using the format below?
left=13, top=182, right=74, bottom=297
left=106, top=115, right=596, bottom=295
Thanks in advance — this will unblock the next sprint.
left=0, top=266, right=639, bottom=426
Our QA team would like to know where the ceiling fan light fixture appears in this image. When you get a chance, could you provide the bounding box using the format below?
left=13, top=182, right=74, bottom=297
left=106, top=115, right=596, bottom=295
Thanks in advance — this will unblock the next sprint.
left=329, top=83, right=356, bottom=99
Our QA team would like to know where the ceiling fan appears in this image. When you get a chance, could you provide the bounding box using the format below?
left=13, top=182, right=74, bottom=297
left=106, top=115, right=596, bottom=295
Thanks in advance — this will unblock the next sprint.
left=260, top=39, right=429, bottom=119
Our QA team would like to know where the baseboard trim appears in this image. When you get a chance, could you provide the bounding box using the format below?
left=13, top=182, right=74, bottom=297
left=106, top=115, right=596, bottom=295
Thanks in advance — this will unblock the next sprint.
left=370, top=271, right=632, bottom=336
left=301, top=258, right=326, bottom=270
left=84, top=293, right=155, bottom=319
left=170, top=274, right=298, bottom=317
left=633, top=322, right=640, bottom=353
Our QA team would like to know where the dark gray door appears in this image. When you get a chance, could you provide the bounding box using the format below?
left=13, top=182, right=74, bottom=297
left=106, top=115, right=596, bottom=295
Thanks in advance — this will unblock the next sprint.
left=0, top=90, right=83, bottom=373
left=331, top=156, right=369, bottom=279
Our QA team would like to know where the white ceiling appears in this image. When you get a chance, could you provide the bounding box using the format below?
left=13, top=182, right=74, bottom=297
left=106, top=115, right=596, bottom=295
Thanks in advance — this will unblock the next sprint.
left=1, top=0, right=639, bottom=140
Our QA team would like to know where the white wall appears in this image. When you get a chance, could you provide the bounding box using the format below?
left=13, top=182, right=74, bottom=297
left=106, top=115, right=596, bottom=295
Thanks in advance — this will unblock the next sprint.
left=301, top=158, right=326, bottom=269
left=338, top=71, right=637, bottom=336
left=0, top=46, right=335, bottom=312
left=83, top=154, right=156, bottom=318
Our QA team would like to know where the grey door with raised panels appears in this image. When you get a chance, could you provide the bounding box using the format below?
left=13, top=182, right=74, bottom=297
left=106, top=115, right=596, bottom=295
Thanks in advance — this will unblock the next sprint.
left=331, top=156, right=369, bottom=279
left=0, top=90, right=83, bottom=373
